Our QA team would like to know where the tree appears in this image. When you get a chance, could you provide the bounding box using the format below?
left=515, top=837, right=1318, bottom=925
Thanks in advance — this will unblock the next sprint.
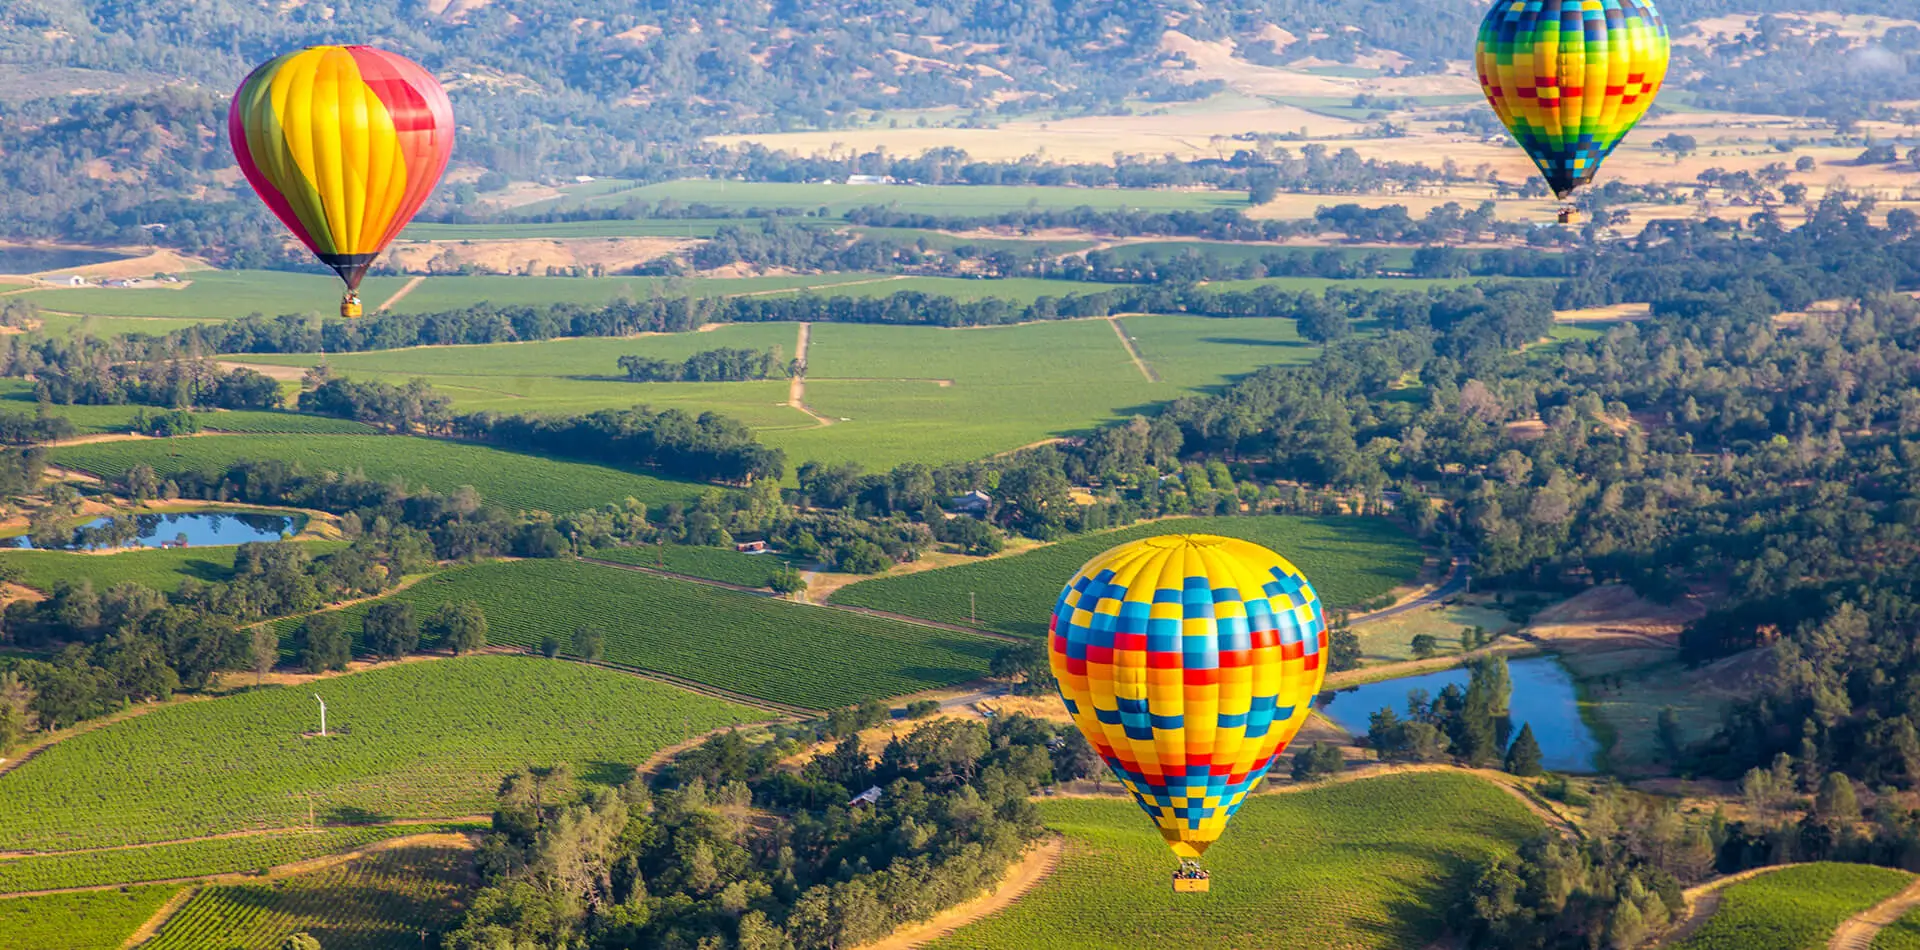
left=768, top=565, right=807, bottom=596
left=1410, top=633, right=1440, bottom=659
left=571, top=624, right=606, bottom=662
left=0, top=672, right=33, bottom=755
left=990, top=641, right=1055, bottom=696
left=1505, top=723, right=1544, bottom=777
left=1815, top=772, right=1860, bottom=825
left=249, top=626, right=278, bottom=685
left=1653, top=133, right=1697, bottom=162
left=281, top=935, right=323, bottom=950
left=362, top=603, right=419, bottom=660
left=430, top=602, right=488, bottom=655
left=1290, top=741, right=1346, bottom=781
left=296, top=613, right=352, bottom=673
left=1328, top=625, right=1362, bottom=672
left=539, top=633, right=563, bottom=659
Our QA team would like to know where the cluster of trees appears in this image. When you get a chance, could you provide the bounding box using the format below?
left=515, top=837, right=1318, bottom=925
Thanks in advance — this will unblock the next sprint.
left=31, top=356, right=281, bottom=412
left=1364, top=657, right=1543, bottom=775
left=446, top=711, right=1087, bottom=949
left=298, top=376, right=453, bottom=432
left=454, top=406, right=786, bottom=485
left=619, top=347, right=787, bottom=383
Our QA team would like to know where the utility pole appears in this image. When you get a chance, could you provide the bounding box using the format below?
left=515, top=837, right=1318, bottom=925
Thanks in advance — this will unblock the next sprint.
left=313, top=693, right=327, bottom=737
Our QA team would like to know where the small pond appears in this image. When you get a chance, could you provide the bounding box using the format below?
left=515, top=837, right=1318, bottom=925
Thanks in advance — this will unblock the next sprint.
left=0, top=246, right=130, bottom=275
left=1315, top=656, right=1602, bottom=772
left=8, top=511, right=307, bottom=550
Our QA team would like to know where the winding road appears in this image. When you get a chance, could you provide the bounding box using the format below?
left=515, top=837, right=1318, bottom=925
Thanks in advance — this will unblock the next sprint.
left=1348, top=549, right=1473, bottom=628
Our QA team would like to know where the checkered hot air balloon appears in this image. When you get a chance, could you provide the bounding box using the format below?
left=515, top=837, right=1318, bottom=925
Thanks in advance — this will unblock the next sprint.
left=230, top=46, right=454, bottom=318
left=1050, top=534, right=1327, bottom=861
left=1477, top=0, right=1670, bottom=200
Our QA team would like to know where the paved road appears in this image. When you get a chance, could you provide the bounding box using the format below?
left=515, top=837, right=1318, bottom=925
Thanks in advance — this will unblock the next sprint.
left=1349, top=551, right=1472, bottom=627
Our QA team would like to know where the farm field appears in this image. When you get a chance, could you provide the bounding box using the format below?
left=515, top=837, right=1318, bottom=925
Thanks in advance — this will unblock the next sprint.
left=510, top=179, right=1249, bottom=216
left=0, top=822, right=483, bottom=894
left=0, top=885, right=180, bottom=950
left=1104, top=242, right=1420, bottom=270
left=849, top=227, right=1097, bottom=255
left=268, top=559, right=1000, bottom=708
left=224, top=315, right=1346, bottom=472
left=402, top=218, right=746, bottom=240
left=761, top=275, right=1126, bottom=303
left=831, top=515, right=1423, bottom=638
left=380, top=271, right=895, bottom=313
left=1352, top=601, right=1516, bottom=662
left=0, top=655, right=760, bottom=851
left=23, top=271, right=412, bottom=320
left=931, top=771, right=1541, bottom=950
left=589, top=543, right=788, bottom=588
left=1674, top=863, right=1913, bottom=950
left=1198, top=275, right=1499, bottom=293
left=141, top=841, right=474, bottom=950
left=1877, top=905, right=1920, bottom=949
left=0, top=383, right=379, bottom=435
left=50, top=434, right=711, bottom=514
left=33, top=313, right=228, bottom=338
left=0, top=540, right=346, bottom=595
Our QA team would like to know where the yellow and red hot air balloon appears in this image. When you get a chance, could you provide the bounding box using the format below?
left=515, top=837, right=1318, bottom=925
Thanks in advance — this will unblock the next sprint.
left=1476, top=0, right=1670, bottom=222
left=1050, top=534, right=1327, bottom=886
left=229, top=46, right=454, bottom=318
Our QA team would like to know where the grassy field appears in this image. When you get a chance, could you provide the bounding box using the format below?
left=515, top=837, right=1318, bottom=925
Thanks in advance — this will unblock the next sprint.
left=223, top=315, right=1341, bottom=472
left=1198, top=275, right=1497, bottom=293
left=51, top=434, right=709, bottom=514
left=1676, top=863, right=1913, bottom=950
left=1877, top=905, right=1920, bottom=949
left=267, top=559, right=1000, bottom=708
left=831, top=516, right=1422, bottom=638
left=0, top=541, right=345, bottom=595
left=0, top=823, right=483, bottom=894
left=24, top=271, right=412, bottom=320
left=932, top=772, right=1541, bottom=950
left=1353, top=601, right=1515, bottom=662
left=850, top=227, right=1097, bottom=255
left=590, top=544, right=790, bottom=588
left=0, top=381, right=378, bottom=436
left=0, top=885, right=180, bottom=950
left=142, top=842, right=473, bottom=950
left=403, top=218, right=744, bottom=240
left=0, top=655, right=761, bottom=851
left=512, top=179, right=1248, bottom=216
left=381, top=272, right=893, bottom=314
left=764, top=275, right=1126, bottom=303
left=1106, top=242, right=1420, bottom=269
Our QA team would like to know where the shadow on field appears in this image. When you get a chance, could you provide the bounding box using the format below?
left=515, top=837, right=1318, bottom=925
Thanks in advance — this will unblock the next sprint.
left=324, top=805, right=393, bottom=826
left=582, top=759, right=639, bottom=786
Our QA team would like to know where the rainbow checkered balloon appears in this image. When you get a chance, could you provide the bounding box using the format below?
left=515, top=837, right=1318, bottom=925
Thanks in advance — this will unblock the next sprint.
left=1477, top=0, right=1670, bottom=199
left=1050, top=534, right=1327, bottom=858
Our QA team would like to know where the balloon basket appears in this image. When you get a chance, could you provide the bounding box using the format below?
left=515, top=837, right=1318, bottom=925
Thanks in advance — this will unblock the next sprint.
left=340, top=294, right=363, bottom=319
left=1557, top=206, right=1580, bottom=226
left=1172, top=861, right=1210, bottom=893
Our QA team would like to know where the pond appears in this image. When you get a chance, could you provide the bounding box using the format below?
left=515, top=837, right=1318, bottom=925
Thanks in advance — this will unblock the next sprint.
left=8, top=511, right=307, bottom=550
left=1315, top=656, right=1602, bottom=772
left=0, top=246, right=131, bottom=275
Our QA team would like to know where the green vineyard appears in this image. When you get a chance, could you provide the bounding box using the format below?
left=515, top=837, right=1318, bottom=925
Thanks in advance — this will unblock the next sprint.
left=0, top=656, right=759, bottom=851
left=0, top=822, right=484, bottom=894
left=588, top=543, right=789, bottom=588
left=0, top=885, right=181, bottom=950
left=142, top=841, right=474, bottom=950
left=832, top=515, right=1424, bottom=637
left=272, top=559, right=1001, bottom=708
left=0, top=541, right=345, bottom=595
left=1676, top=863, right=1914, bottom=950
left=932, top=772, right=1543, bottom=950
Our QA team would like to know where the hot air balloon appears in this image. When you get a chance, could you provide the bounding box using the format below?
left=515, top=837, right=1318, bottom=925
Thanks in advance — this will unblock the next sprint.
left=1476, top=0, right=1670, bottom=222
left=1049, top=534, right=1327, bottom=888
left=230, top=46, right=454, bottom=318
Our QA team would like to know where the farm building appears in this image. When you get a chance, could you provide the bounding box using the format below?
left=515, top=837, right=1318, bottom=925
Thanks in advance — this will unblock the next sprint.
left=734, top=540, right=769, bottom=553
left=948, top=490, right=992, bottom=515
left=847, top=786, right=884, bottom=807
left=845, top=174, right=896, bottom=185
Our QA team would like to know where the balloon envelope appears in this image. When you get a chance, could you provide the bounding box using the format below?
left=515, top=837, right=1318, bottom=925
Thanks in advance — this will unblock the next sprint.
left=1050, top=534, right=1327, bottom=858
left=1477, top=0, right=1670, bottom=199
left=229, top=45, right=454, bottom=292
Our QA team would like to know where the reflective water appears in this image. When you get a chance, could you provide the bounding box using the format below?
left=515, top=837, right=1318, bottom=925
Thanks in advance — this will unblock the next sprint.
left=1315, top=656, right=1601, bottom=772
left=11, top=512, right=305, bottom=550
